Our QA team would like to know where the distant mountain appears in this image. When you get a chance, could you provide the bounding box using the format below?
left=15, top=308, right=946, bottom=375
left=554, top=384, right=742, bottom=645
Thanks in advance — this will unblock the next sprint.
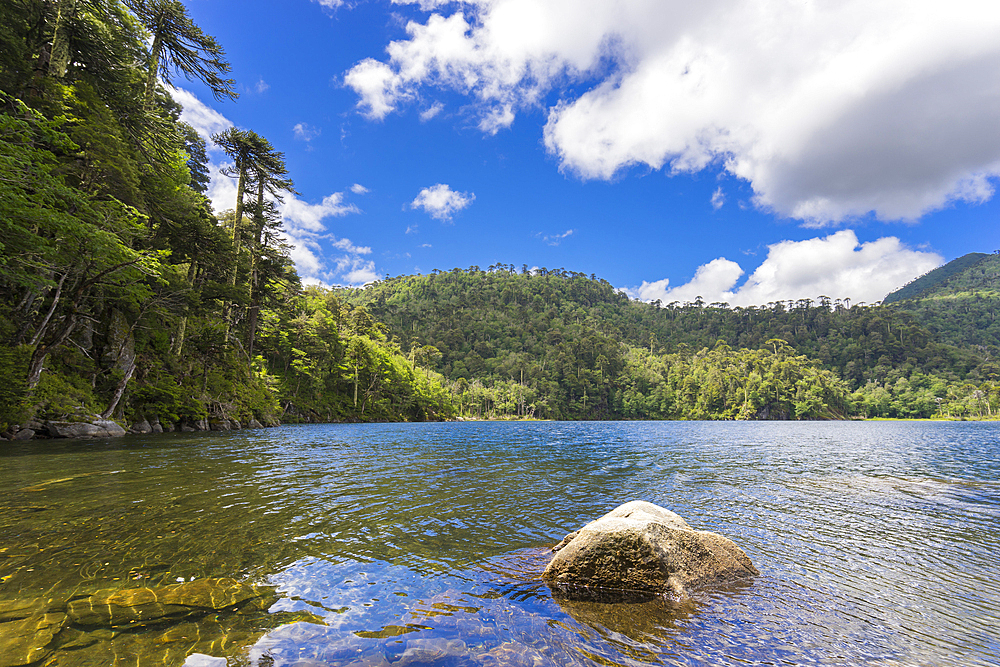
left=882, top=252, right=991, bottom=304
left=885, top=253, right=1000, bottom=350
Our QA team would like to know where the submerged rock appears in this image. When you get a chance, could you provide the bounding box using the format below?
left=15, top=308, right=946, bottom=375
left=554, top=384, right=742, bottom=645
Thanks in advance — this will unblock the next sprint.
left=0, top=600, right=66, bottom=667
left=66, top=577, right=272, bottom=629
left=543, top=501, right=758, bottom=601
left=395, top=638, right=470, bottom=667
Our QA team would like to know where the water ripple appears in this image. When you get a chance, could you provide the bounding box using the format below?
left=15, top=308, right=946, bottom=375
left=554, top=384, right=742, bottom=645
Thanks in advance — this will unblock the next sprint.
left=1, top=421, right=998, bottom=665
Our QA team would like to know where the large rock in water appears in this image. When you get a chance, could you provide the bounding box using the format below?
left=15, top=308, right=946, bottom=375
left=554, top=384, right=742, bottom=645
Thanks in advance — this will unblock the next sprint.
left=46, top=419, right=126, bottom=438
left=543, top=501, right=758, bottom=600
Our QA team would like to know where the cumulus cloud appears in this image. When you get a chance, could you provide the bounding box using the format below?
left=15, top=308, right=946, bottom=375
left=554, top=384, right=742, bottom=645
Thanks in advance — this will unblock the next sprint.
left=170, top=87, right=232, bottom=143
left=393, top=0, right=454, bottom=10
left=626, top=230, right=942, bottom=306
left=337, top=257, right=380, bottom=285
left=346, top=0, right=1000, bottom=224
left=173, top=88, right=374, bottom=286
left=479, top=104, right=515, bottom=134
left=281, top=194, right=359, bottom=233
left=411, top=183, right=475, bottom=221
left=350, top=183, right=370, bottom=194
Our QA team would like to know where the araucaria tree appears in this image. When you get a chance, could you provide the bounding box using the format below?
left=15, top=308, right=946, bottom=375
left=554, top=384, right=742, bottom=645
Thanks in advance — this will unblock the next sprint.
left=125, top=0, right=237, bottom=109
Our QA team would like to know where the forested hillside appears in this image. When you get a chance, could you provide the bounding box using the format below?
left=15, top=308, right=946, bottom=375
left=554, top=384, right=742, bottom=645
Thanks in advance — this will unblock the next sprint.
left=0, top=0, right=453, bottom=436
left=346, top=266, right=1000, bottom=420
left=885, top=253, right=1000, bottom=351
left=882, top=252, right=991, bottom=304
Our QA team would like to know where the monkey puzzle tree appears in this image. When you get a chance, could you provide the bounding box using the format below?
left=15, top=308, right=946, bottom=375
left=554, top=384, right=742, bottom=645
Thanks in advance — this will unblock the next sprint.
left=125, top=0, right=236, bottom=109
left=212, top=127, right=296, bottom=350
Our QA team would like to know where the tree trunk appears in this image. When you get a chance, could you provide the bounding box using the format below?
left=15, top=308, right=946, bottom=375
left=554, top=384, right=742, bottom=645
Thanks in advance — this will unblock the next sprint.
left=244, top=179, right=265, bottom=355
left=231, top=163, right=247, bottom=258
left=101, top=356, right=136, bottom=419
left=224, top=164, right=247, bottom=341
left=143, top=33, right=162, bottom=109
left=48, top=0, right=78, bottom=78
left=29, top=271, right=68, bottom=346
left=27, top=315, right=77, bottom=389
left=170, top=262, right=197, bottom=356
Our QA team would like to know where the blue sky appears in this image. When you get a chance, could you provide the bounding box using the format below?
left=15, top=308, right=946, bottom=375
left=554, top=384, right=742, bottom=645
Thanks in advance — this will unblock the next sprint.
left=174, top=0, right=1000, bottom=305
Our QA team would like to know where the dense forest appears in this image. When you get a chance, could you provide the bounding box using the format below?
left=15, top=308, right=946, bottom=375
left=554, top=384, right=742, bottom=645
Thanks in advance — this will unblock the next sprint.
left=0, top=0, right=455, bottom=437
left=2, top=1, right=999, bottom=437
left=883, top=253, right=1000, bottom=350
left=345, top=266, right=1000, bottom=420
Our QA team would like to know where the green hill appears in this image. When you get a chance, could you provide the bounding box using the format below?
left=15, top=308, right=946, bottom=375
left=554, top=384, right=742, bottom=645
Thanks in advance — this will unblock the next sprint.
left=344, top=267, right=994, bottom=419
left=885, top=253, right=1000, bottom=351
left=882, top=252, right=990, bottom=303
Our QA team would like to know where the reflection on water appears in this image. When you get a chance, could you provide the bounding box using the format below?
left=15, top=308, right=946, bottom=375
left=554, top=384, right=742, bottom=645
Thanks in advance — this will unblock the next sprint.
left=1, top=421, right=999, bottom=666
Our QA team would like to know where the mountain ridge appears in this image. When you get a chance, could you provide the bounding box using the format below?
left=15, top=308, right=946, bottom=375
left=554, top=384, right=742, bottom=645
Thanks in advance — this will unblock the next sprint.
left=882, top=252, right=991, bottom=304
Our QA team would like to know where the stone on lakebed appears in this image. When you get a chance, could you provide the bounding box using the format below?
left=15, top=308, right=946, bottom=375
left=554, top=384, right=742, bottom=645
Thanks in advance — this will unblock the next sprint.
left=66, top=577, right=272, bottom=629
left=542, top=500, right=758, bottom=601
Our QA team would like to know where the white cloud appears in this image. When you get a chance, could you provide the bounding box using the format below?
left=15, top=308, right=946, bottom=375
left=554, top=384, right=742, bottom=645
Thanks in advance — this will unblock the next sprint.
left=281, top=194, right=359, bottom=233
left=479, top=104, right=514, bottom=134
left=540, top=229, right=574, bottom=246
left=254, top=79, right=269, bottom=94
left=392, top=0, right=455, bottom=10
left=347, top=0, right=1000, bottom=224
left=626, top=230, right=942, bottom=306
left=337, top=256, right=380, bottom=285
left=293, top=123, right=321, bottom=141
left=411, top=183, right=475, bottom=221
left=332, top=237, right=372, bottom=255
left=170, top=87, right=232, bottom=143
left=344, top=58, right=403, bottom=119
left=350, top=183, right=370, bottom=194
left=420, top=102, right=445, bottom=121
left=711, top=187, right=725, bottom=210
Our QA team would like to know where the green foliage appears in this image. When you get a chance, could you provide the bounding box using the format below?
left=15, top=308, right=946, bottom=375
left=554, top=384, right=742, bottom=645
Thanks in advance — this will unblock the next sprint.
left=886, top=254, right=1000, bottom=351
left=0, top=6, right=288, bottom=431
left=257, top=285, right=456, bottom=423
left=0, top=344, right=30, bottom=430
left=128, top=367, right=207, bottom=424
left=344, top=267, right=989, bottom=420
left=32, top=367, right=103, bottom=422
left=615, top=341, right=850, bottom=420
left=883, top=252, right=990, bottom=304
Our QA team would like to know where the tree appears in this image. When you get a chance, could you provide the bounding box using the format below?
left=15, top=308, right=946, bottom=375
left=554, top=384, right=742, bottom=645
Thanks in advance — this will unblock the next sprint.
left=212, top=127, right=295, bottom=349
left=126, top=0, right=236, bottom=109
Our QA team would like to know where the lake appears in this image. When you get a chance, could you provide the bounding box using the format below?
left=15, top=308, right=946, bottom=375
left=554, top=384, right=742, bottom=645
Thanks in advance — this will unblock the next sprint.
left=1, top=421, right=998, bottom=666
